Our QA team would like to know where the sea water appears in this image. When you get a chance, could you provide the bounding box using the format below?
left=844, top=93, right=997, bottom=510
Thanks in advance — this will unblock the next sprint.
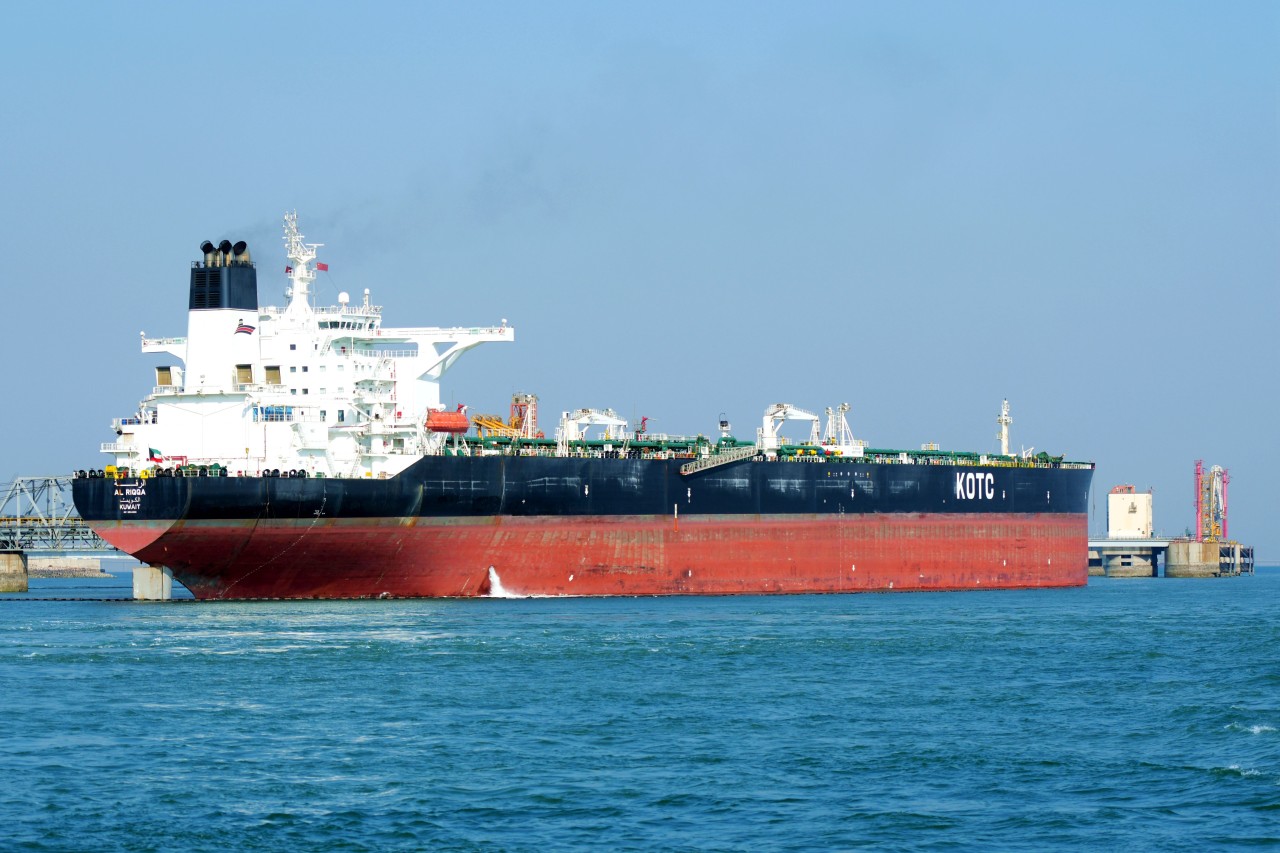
left=0, top=570, right=1276, bottom=851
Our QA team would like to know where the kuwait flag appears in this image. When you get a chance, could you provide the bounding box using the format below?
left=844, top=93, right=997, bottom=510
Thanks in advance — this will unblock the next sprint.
left=149, top=448, right=164, bottom=463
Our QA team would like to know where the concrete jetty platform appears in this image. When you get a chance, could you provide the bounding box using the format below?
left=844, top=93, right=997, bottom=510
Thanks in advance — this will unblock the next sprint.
left=1088, top=537, right=1255, bottom=578
left=27, top=557, right=111, bottom=578
left=1088, top=538, right=1171, bottom=578
left=1166, top=540, right=1254, bottom=577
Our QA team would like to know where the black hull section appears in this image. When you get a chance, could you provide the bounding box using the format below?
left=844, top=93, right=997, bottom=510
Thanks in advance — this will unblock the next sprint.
left=73, top=456, right=1093, bottom=523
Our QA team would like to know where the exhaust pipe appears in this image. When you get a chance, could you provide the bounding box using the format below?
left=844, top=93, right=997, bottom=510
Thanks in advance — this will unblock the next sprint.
left=218, top=239, right=233, bottom=267
left=200, top=240, right=217, bottom=267
left=233, top=240, right=251, bottom=265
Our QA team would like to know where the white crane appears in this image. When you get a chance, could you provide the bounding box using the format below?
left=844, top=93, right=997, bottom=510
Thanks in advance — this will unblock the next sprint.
left=758, top=403, right=820, bottom=456
left=822, top=403, right=866, bottom=458
left=556, top=408, right=628, bottom=456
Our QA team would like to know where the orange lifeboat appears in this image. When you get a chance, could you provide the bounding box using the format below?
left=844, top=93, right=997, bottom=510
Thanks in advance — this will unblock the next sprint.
left=425, top=405, right=470, bottom=434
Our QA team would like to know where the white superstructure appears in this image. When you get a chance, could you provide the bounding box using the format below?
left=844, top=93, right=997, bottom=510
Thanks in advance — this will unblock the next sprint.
left=103, top=213, right=513, bottom=478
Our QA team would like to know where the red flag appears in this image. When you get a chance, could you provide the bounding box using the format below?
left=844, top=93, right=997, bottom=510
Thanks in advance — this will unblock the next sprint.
left=285, top=265, right=293, bottom=274
left=316, top=262, right=329, bottom=271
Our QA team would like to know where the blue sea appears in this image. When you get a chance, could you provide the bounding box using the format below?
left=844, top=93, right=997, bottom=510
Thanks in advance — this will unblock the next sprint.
left=1, top=569, right=1276, bottom=851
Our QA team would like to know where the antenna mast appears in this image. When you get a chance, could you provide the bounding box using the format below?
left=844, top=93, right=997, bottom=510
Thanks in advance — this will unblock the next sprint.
left=996, top=399, right=1013, bottom=456
left=282, top=211, right=323, bottom=313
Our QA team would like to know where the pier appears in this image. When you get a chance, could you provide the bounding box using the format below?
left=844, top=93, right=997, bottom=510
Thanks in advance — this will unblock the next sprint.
left=1088, top=537, right=1173, bottom=578
left=1090, top=476, right=1255, bottom=578
left=1088, top=537, right=1256, bottom=579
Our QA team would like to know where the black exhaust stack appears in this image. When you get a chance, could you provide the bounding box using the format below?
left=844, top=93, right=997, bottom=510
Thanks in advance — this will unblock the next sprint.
left=190, top=238, right=258, bottom=310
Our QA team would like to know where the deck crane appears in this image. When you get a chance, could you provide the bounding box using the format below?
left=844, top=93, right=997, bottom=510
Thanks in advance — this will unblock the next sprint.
left=822, top=403, right=866, bottom=458
left=758, top=403, right=820, bottom=456
left=556, top=408, right=628, bottom=457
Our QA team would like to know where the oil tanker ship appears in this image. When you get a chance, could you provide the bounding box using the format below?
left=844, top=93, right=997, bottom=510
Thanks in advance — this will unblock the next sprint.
left=72, top=214, right=1094, bottom=599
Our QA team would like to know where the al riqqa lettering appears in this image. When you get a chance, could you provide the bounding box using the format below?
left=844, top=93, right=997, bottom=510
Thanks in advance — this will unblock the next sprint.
left=114, top=480, right=146, bottom=515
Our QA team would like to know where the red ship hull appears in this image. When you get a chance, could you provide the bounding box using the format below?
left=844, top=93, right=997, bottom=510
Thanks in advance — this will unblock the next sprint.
left=88, top=512, right=1087, bottom=600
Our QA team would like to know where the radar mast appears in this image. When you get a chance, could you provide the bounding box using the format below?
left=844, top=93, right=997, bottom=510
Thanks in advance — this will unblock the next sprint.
left=996, top=399, right=1013, bottom=456
left=283, top=211, right=323, bottom=315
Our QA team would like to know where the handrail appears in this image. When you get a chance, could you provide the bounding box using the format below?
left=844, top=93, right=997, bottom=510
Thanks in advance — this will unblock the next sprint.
left=680, top=445, right=759, bottom=476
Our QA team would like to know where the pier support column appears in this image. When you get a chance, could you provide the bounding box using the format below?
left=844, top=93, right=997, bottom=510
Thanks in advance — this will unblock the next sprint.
left=1104, top=551, right=1156, bottom=578
left=1166, top=541, right=1219, bottom=578
left=0, top=550, right=28, bottom=593
left=133, top=564, right=173, bottom=600
left=1091, top=545, right=1158, bottom=578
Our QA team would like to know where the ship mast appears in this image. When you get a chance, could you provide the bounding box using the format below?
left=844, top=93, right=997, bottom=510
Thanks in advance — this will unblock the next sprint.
left=996, top=399, right=1012, bottom=456
left=282, top=211, right=323, bottom=315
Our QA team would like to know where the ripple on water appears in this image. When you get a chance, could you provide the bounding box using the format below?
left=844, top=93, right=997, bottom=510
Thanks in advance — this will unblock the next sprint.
left=1, top=573, right=1278, bottom=850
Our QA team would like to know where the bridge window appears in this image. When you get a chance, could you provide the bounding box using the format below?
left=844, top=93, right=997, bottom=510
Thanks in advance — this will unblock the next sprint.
left=155, top=366, right=173, bottom=386
left=253, top=406, right=294, bottom=423
left=235, top=364, right=252, bottom=384
left=265, top=366, right=281, bottom=384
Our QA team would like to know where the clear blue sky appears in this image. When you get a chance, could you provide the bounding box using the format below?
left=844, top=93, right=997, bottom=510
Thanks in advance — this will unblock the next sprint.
left=3, top=2, right=1276, bottom=557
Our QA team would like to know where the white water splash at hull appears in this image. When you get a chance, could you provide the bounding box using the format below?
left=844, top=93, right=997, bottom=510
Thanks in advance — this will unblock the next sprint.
left=487, top=566, right=522, bottom=598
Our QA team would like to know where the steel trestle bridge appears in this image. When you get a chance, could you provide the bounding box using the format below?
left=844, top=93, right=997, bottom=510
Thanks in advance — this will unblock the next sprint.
left=0, top=476, right=112, bottom=552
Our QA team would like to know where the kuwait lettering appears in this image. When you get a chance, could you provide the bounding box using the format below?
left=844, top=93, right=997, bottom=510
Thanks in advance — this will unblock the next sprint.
left=114, top=480, right=145, bottom=515
left=955, top=472, right=995, bottom=500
